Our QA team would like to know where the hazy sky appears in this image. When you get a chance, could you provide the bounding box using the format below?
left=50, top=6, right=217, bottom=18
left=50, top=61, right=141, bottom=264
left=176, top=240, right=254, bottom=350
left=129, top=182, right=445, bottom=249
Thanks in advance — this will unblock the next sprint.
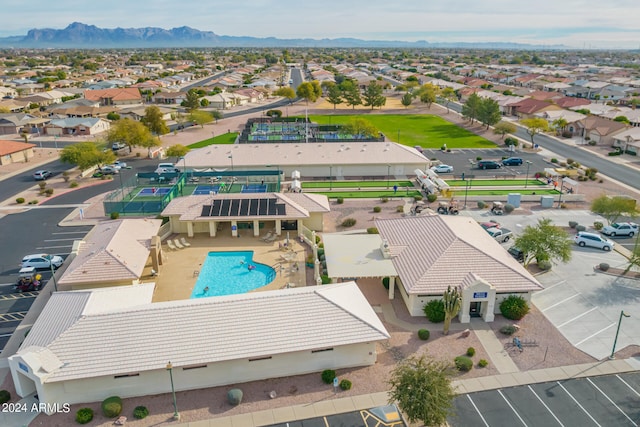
left=2, top=0, right=639, bottom=49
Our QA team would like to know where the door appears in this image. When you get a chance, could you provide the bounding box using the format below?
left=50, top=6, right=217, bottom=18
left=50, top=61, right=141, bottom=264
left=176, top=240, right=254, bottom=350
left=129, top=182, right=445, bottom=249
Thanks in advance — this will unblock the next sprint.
left=469, top=301, right=482, bottom=317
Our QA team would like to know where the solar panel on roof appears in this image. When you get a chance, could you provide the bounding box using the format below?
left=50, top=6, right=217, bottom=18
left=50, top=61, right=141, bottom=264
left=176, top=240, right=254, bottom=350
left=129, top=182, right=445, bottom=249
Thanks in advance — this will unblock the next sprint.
left=249, top=199, right=258, bottom=215
left=258, top=198, right=268, bottom=215
left=240, top=199, right=249, bottom=216
left=276, top=204, right=286, bottom=215
left=230, top=199, right=240, bottom=216
left=220, top=199, right=231, bottom=216
left=211, top=199, right=222, bottom=216
left=201, top=205, right=211, bottom=217
left=267, top=199, right=277, bottom=215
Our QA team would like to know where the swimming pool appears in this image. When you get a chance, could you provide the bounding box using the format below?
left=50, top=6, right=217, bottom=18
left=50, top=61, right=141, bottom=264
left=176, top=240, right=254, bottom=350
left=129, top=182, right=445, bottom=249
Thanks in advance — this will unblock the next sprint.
left=191, top=251, right=276, bottom=298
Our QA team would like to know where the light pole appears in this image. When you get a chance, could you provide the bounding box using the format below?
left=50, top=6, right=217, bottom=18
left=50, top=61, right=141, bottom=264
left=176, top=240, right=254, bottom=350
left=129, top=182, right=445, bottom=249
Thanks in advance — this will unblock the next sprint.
left=329, top=165, right=333, bottom=190
left=524, top=160, right=532, bottom=188
left=386, top=164, right=391, bottom=189
left=609, top=311, right=630, bottom=359
left=46, top=255, right=58, bottom=292
left=166, top=362, right=180, bottom=420
left=463, top=176, right=471, bottom=209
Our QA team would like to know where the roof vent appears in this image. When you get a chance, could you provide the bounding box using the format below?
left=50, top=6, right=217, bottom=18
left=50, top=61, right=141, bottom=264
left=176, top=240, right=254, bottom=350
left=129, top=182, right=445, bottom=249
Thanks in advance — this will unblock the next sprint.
left=380, top=239, right=391, bottom=258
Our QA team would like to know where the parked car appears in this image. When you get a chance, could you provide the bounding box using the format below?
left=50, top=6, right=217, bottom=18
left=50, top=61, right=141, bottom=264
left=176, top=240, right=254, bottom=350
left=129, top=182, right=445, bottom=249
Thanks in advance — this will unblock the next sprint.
left=110, top=161, right=128, bottom=170
left=486, top=227, right=513, bottom=243
left=574, top=232, right=615, bottom=251
left=21, top=253, right=64, bottom=270
left=33, top=170, right=52, bottom=181
left=431, top=164, right=454, bottom=173
left=502, top=157, right=524, bottom=166
left=112, top=142, right=126, bottom=151
left=100, top=166, right=118, bottom=175
left=476, top=160, right=502, bottom=170
left=478, top=221, right=500, bottom=231
left=601, top=222, right=638, bottom=237
left=507, top=246, right=525, bottom=262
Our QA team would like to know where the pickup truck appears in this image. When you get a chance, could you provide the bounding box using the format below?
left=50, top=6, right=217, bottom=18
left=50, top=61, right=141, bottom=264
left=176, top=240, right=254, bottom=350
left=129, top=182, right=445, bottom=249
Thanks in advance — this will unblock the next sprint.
left=486, top=227, right=512, bottom=243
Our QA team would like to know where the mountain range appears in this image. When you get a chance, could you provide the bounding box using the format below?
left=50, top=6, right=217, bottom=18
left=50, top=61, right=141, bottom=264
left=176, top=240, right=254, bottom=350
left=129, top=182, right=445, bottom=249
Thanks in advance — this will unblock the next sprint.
left=0, top=22, right=564, bottom=49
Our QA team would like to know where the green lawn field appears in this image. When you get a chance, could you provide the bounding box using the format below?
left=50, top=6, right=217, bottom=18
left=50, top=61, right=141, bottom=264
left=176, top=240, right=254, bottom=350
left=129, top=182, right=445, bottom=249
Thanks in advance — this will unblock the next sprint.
left=311, top=190, right=422, bottom=199
left=309, top=114, right=496, bottom=149
left=452, top=189, right=559, bottom=196
left=188, top=132, right=237, bottom=148
left=302, top=180, right=413, bottom=189
left=446, top=179, right=546, bottom=187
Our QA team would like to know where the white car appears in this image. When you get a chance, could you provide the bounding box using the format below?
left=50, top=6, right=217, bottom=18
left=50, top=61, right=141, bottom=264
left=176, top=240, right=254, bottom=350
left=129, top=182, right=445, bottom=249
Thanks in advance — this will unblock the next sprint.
left=601, top=222, right=638, bottom=237
left=431, top=164, right=454, bottom=173
left=21, top=254, right=64, bottom=270
left=110, top=161, right=128, bottom=170
left=574, top=232, right=615, bottom=251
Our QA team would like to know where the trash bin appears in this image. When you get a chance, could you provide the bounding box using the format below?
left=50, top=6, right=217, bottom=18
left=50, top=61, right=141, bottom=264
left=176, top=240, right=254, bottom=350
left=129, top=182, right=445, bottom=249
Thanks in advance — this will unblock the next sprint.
left=507, top=193, right=521, bottom=208
left=540, top=195, right=554, bottom=208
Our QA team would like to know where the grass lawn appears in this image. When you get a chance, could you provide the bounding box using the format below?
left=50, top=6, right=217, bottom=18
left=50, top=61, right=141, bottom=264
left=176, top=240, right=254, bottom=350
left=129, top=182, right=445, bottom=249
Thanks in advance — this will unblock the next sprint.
left=188, top=132, right=237, bottom=148
left=451, top=189, right=560, bottom=196
left=310, top=190, right=422, bottom=199
left=446, top=179, right=546, bottom=187
left=309, top=114, right=496, bottom=149
left=302, top=180, right=413, bottom=189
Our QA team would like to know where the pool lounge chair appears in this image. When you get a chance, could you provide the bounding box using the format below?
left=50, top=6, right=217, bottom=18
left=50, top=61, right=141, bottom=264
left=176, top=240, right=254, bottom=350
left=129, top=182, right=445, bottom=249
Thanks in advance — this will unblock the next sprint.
left=264, top=234, right=277, bottom=243
left=180, top=237, right=191, bottom=247
left=173, top=239, right=184, bottom=249
left=260, top=231, right=273, bottom=241
left=166, top=240, right=177, bottom=251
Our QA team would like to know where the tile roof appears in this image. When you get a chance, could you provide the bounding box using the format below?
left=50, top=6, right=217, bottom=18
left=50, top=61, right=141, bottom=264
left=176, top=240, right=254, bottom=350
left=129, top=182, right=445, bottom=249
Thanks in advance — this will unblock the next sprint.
left=83, top=87, right=142, bottom=102
left=18, top=282, right=388, bottom=383
left=375, top=216, right=543, bottom=295
left=0, top=140, right=35, bottom=155
left=58, top=219, right=162, bottom=285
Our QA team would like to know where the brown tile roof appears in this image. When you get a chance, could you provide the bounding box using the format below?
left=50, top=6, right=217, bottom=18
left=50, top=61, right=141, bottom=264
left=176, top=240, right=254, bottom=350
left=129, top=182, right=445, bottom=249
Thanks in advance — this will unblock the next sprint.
left=375, top=216, right=542, bottom=295
left=580, top=115, right=628, bottom=136
left=0, top=140, right=35, bottom=156
left=84, top=87, right=142, bottom=102
left=555, top=97, right=591, bottom=108
left=511, top=98, right=557, bottom=114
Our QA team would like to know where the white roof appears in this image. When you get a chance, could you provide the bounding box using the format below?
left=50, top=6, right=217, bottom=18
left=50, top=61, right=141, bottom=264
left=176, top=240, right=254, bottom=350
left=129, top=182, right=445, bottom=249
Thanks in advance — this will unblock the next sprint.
left=322, top=233, right=398, bottom=278
left=15, top=282, right=388, bottom=383
left=183, top=142, right=428, bottom=169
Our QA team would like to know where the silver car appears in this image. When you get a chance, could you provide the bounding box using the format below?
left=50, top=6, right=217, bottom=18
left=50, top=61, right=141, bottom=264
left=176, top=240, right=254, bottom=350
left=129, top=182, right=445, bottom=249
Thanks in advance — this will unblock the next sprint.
left=21, top=253, right=64, bottom=270
left=574, top=232, right=615, bottom=251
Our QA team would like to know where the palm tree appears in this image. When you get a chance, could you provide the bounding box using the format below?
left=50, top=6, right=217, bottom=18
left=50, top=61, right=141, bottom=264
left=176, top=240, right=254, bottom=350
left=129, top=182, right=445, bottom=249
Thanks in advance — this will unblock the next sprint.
left=443, top=286, right=462, bottom=335
left=552, top=118, right=568, bottom=136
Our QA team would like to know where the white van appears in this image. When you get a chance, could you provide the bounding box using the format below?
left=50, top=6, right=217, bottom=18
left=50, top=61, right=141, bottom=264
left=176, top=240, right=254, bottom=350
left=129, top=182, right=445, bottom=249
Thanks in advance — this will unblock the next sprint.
left=155, top=162, right=177, bottom=174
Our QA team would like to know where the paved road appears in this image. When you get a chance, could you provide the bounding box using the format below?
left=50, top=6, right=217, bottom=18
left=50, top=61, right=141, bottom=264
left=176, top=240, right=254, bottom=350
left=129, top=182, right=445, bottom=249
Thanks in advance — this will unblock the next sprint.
left=444, top=102, right=640, bottom=192
left=450, top=372, right=640, bottom=427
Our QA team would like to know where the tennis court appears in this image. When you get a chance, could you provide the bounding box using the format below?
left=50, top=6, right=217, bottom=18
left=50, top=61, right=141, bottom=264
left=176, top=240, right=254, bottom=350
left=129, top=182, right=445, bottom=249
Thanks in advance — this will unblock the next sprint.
left=137, top=187, right=172, bottom=197
left=192, top=185, right=221, bottom=195
left=241, top=184, right=268, bottom=193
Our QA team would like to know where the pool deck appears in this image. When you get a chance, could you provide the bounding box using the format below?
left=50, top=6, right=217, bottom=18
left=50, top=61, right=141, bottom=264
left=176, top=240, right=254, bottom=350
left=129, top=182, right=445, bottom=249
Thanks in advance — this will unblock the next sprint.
left=148, top=232, right=311, bottom=302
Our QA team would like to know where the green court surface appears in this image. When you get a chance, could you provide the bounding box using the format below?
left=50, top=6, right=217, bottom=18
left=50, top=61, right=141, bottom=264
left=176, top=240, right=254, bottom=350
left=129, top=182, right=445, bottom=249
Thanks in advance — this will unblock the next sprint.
left=302, top=180, right=413, bottom=189
left=309, top=114, right=496, bottom=149
left=446, top=179, right=546, bottom=187
left=452, top=189, right=560, bottom=196
left=310, top=190, right=422, bottom=199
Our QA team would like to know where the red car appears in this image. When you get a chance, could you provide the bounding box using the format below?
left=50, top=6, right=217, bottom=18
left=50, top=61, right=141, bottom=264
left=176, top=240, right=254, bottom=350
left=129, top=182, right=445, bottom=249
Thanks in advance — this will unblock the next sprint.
left=478, top=221, right=500, bottom=231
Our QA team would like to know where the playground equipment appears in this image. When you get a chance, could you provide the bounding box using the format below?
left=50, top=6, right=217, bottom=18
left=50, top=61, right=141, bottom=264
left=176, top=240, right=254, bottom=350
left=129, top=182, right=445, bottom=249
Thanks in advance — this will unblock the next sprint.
left=437, top=200, right=459, bottom=215
left=490, top=201, right=505, bottom=216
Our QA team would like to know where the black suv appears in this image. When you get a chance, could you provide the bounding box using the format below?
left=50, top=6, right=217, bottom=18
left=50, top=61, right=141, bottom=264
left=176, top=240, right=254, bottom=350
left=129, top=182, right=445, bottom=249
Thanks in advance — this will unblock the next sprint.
left=476, top=160, right=502, bottom=170
left=508, top=246, right=524, bottom=262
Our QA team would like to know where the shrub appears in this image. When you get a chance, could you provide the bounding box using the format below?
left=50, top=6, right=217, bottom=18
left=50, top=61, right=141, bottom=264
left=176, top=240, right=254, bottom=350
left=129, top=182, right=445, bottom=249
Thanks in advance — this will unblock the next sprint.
left=441, top=145, right=447, bottom=150
left=29, top=200, right=38, bottom=205
left=418, top=329, right=430, bottom=340
left=476, top=156, right=483, bottom=161
left=133, top=406, right=149, bottom=419
left=560, top=203, right=568, bottom=209
left=505, top=137, right=518, bottom=146
left=466, top=347, right=476, bottom=357
left=599, top=263, right=610, bottom=271
left=569, top=221, right=578, bottom=228
left=504, top=203, right=515, bottom=214
left=110, top=211, right=120, bottom=220
left=101, top=396, right=123, bottom=417
left=315, top=235, right=322, bottom=244
left=382, top=277, right=390, bottom=289
left=373, top=206, right=381, bottom=213
left=69, top=180, right=79, bottom=188
left=423, top=299, right=445, bottom=323
left=76, top=408, right=94, bottom=424
left=500, top=325, right=517, bottom=335
left=336, top=197, right=344, bottom=204
left=413, top=195, right=423, bottom=201
left=396, top=205, right=404, bottom=212
left=16, top=197, right=25, bottom=204
left=367, top=227, right=379, bottom=234
left=588, top=140, right=597, bottom=146
left=321, top=369, right=336, bottom=384
left=566, top=158, right=574, bottom=165
left=381, top=197, right=389, bottom=203
left=339, top=379, right=352, bottom=390
left=321, top=275, right=332, bottom=284
left=38, top=181, right=46, bottom=190
left=550, top=158, right=558, bottom=163
left=227, top=388, right=243, bottom=406
left=426, top=193, right=438, bottom=203
left=45, top=188, right=54, bottom=196
left=341, top=218, right=356, bottom=227
left=576, top=225, right=586, bottom=232
left=454, top=356, right=473, bottom=372
left=477, top=200, right=486, bottom=209
left=0, top=389, right=10, bottom=404
left=500, top=295, right=530, bottom=320
left=62, top=171, right=71, bottom=182
left=478, top=359, right=489, bottom=368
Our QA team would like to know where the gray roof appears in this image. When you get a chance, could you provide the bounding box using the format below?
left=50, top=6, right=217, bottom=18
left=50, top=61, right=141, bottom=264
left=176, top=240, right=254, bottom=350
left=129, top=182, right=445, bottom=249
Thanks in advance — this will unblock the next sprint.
left=17, top=282, right=388, bottom=383
left=375, top=215, right=543, bottom=295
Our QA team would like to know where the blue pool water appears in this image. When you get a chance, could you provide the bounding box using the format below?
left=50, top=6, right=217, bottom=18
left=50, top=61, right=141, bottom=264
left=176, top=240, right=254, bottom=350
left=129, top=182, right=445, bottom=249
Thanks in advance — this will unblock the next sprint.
left=191, top=251, right=276, bottom=298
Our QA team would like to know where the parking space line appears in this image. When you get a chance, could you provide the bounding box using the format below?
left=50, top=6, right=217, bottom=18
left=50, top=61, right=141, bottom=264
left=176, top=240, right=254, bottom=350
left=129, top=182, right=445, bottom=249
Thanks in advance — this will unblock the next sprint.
left=527, top=385, right=565, bottom=426
left=43, top=238, right=80, bottom=242
left=466, top=395, right=490, bottom=427
left=557, top=381, right=602, bottom=427
left=557, top=307, right=599, bottom=328
left=36, top=245, right=72, bottom=250
left=542, top=294, right=580, bottom=312
left=536, top=280, right=566, bottom=293
left=497, top=390, right=528, bottom=426
left=575, top=323, right=616, bottom=346
left=616, top=375, right=640, bottom=397
left=587, top=378, right=638, bottom=426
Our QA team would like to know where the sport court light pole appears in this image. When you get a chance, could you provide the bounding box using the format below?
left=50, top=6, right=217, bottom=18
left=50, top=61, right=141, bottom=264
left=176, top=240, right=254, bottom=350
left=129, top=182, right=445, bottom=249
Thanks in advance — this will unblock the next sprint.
left=609, top=310, right=630, bottom=359
left=524, top=160, right=532, bottom=188
left=45, top=255, right=58, bottom=292
left=166, top=362, right=180, bottom=420
left=386, top=164, right=391, bottom=189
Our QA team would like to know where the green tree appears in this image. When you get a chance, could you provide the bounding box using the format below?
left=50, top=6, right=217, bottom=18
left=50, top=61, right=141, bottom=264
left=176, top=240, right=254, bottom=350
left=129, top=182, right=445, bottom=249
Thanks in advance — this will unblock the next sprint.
left=341, top=80, right=362, bottom=110
left=188, top=110, right=214, bottom=128
left=591, top=195, right=638, bottom=225
left=60, top=142, right=115, bottom=171
left=181, top=89, right=200, bottom=111
left=514, top=218, right=572, bottom=268
left=613, top=116, right=630, bottom=124
left=166, top=144, right=190, bottom=161
left=211, top=110, right=224, bottom=123
left=362, top=81, right=386, bottom=110
left=342, top=118, right=378, bottom=138
left=552, top=118, right=568, bottom=135
left=141, top=105, right=169, bottom=138
left=326, top=83, right=343, bottom=110
left=106, top=118, right=156, bottom=153
left=443, top=286, right=462, bottom=335
left=388, top=356, right=455, bottom=427
left=296, top=81, right=319, bottom=104
left=493, top=121, right=517, bottom=139
left=461, top=93, right=481, bottom=123
left=440, top=87, right=457, bottom=113
left=520, top=117, right=549, bottom=146
left=401, top=92, right=413, bottom=108
left=477, top=98, right=501, bottom=129
left=106, top=112, right=120, bottom=121
left=418, top=83, right=438, bottom=109
left=200, top=98, right=210, bottom=107
left=273, top=87, right=296, bottom=101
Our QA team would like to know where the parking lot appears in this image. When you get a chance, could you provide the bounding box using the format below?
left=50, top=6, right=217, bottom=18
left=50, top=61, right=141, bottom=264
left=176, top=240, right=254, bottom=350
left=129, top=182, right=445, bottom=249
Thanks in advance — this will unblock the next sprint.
left=449, top=372, right=640, bottom=427
left=265, top=405, right=406, bottom=427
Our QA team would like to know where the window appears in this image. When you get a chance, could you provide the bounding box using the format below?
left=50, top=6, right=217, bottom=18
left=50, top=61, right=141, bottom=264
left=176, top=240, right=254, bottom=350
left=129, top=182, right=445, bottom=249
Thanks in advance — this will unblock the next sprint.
left=311, top=348, right=334, bottom=354
left=182, top=364, right=207, bottom=371
left=114, top=373, right=139, bottom=379
left=248, top=356, right=272, bottom=362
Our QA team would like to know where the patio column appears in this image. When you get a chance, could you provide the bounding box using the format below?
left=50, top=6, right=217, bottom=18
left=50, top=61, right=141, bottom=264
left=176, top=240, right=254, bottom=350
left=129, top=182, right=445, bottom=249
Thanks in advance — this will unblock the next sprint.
left=187, top=222, right=194, bottom=238
left=253, top=220, right=260, bottom=237
left=231, top=220, right=238, bottom=237
left=209, top=221, right=217, bottom=237
left=315, top=259, right=322, bottom=286
left=275, top=219, right=282, bottom=235
left=388, top=276, right=396, bottom=300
